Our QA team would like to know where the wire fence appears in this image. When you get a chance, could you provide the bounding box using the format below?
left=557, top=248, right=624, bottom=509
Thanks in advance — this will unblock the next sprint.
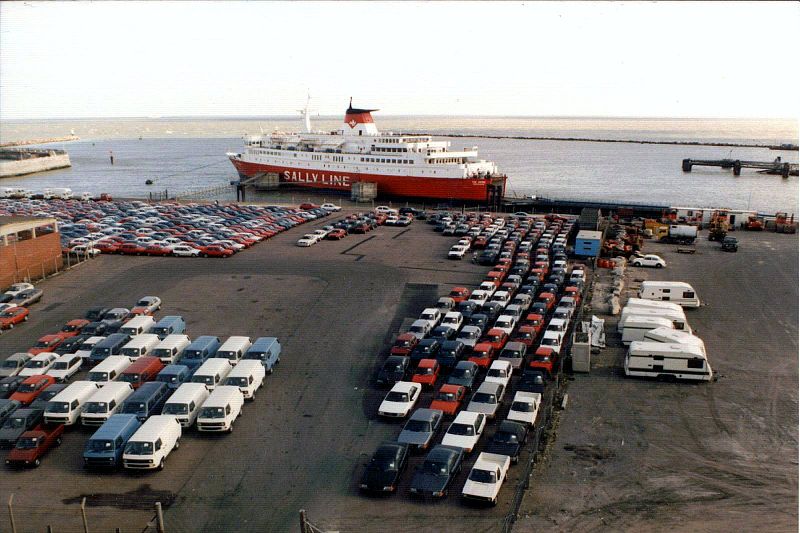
left=2, top=251, right=97, bottom=287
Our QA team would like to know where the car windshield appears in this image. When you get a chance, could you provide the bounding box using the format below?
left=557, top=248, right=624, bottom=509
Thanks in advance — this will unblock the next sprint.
left=84, top=402, right=108, bottom=413
left=385, top=392, right=409, bottom=403
left=88, top=372, right=109, bottom=381
left=472, top=393, right=496, bottom=404
left=458, top=331, right=477, bottom=340
left=3, top=417, right=26, bottom=429
left=152, top=349, right=172, bottom=358
left=94, top=348, right=111, bottom=356
left=122, top=402, right=146, bottom=414
left=488, top=369, right=505, bottom=378
left=423, top=460, right=449, bottom=475
left=163, top=403, right=188, bottom=415
left=448, top=423, right=474, bottom=436
left=136, top=300, right=150, bottom=307
left=512, top=401, right=535, bottom=412
left=395, top=339, right=412, bottom=347
left=193, top=376, right=214, bottom=385
left=404, top=420, right=431, bottom=432
left=16, top=383, right=38, bottom=392
left=199, top=406, right=225, bottom=419
left=87, top=439, right=114, bottom=452
left=26, top=360, right=46, bottom=368
left=62, top=324, right=78, bottom=332
left=125, top=441, right=153, bottom=455
left=416, top=367, right=435, bottom=375
left=46, top=401, right=70, bottom=413
left=226, top=377, right=248, bottom=387
left=436, top=391, right=457, bottom=402
left=34, top=340, right=53, bottom=348
left=469, top=469, right=497, bottom=483
left=52, top=362, right=70, bottom=370
left=16, top=436, right=39, bottom=449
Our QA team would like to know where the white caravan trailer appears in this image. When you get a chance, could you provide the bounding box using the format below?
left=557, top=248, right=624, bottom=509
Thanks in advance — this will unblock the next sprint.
left=624, top=341, right=712, bottom=381
left=642, top=326, right=707, bottom=356
left=619, top=307, right=691, bottom=334
left=638, top=281, right=700, bottom=308
left=620, top=316, right=674, bottom=345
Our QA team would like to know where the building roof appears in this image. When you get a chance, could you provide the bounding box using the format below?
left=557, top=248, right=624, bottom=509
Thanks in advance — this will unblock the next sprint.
left=0, top=216, right=58, bottom=237
left=576, top=230, right=603, bottom=240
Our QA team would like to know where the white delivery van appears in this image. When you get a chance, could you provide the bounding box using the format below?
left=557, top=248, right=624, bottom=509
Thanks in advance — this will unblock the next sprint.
left=81, top=382, right=135, bottom=426
left=190, top=358, right=233, bottom=390
left=216, top=336, right=252, bottom=365
left=123, top=415, right=182, bottom=470
left=638, top=281, right=700, bottom=308
left=624, top=341, right=712, bottom=382
left=45, top=381, right=102, bottom=425
left=196, top=386, right=244, bottom=432
left=223, top=360, right=266, bottom=400
left=620, top=316, right=674, bottom=345
left=120, top=334, right=161, bottom=359
left=151, top=334, right=191, bottom=364
left=643, top=326, right=707, bottom=356
left=161, top=383, right=209, bottom=427
left=619, top=307, right=691, bottom=334
left=119, top=316, right=156, bottom=336
left=88, top=356, right=133, bottom=383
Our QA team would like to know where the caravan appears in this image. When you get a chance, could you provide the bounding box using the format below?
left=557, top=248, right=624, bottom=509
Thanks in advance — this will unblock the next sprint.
left=619, top=307, right=691, bottom=334
left=638, top=281, right=700, bottom=308
left=643, top=327, right=707, bottom=356
left=624, top=341, right=712, bottom=382
left=620, top=316, right=675, bottom=345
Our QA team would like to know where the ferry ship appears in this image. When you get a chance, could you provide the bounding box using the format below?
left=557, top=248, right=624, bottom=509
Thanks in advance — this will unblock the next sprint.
left=228, top=99, right=507, bottom=202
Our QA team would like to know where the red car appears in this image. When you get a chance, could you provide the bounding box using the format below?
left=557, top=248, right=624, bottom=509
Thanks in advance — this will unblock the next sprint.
left=118, top=242, right=147, bottom=255
left=28, top=335, right=63, bottom=356
left=326, top=229, right=347, bottom=240
left=511, top=326, right=539, bottom=347
left=199, top=245, right=234, bottom=258
left=537, top=292, right=556, bottom=312
left=411, top=359, right=440, bottom=388
left=94, top=241, right=120, bottom=253
left=144, top=244, right=173, bottom=256
left=468, top=343, right=496, bottom=368
left=484, top=271, right=504, bottom=288
left=299, top=203, right=319, bottom=210
left=473, top=236, right=488, bottom=249
left=5, top=424, right=64, bottom=468
left=564, top=286, right=581, bottom=304
left=55, top=319, right=90, bottom=340
left=481, top=328, right=509, bottom=351
left=530, top=346, right=557, bottom=377
left=429, top=384, right=466, bottom=415
left=390, top=333, right=419, bottom=357
left=9, top=375, right=56, bottom=405
left=448, top=287, right=470, bottom=303
left=0, top=306, right=29, bottom=329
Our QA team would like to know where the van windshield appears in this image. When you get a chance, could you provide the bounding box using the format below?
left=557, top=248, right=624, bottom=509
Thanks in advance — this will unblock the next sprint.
left=122, top=402, right=146, bottom=414
left=46, top=401, right=70, bottom=413
left=157, top=374, right=178, bottom=384
left=199, top=407, right=225, bottom=419
left=217, top=351, right=237, bottom=360
left=152, top=349, right=172, bottom=358
left=87, top=439, right=114, bottom=452
left=93, top=348, right=111, bottom=357
left=84, top=402, right=108, bottom=413
left=226, top=377, right=248, bottom=387
left=125, top=441, right=153, bottom=455
left=163, top=403, right=188, bottom=415
left=192, top=376, right=214, bottom=386
left=119, top=374, right=141, bottom=383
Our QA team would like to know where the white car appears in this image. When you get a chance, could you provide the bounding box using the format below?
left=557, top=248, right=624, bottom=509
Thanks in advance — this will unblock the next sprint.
left=478, top=281, right=497, bottom=297
left=456, top=326, right=482, bottom=349
left=0, top=303, right=19, bottom=313
left=493, top=315, right=517, bottom=336
left=385, top=216, right=400, bottom=226
left=378, top=382, right=421, bottom=418
left=442, top=410, right=487, bottom=453
left=0, top=353, right=31, bottom=377
left=172, top=245, right=201, bottom=257
left=296, top=234, right=318, bottom=247
left=440, top=312, right=463, bottom=332
left=448, top=245, right=468, bottom=260
left=375, top=205, right=396, bottom=215
left=70, top=244, right=101, bottom=257
left=214, top=240, right=245, bottom=251
left=320, top=203, right=342, bottom=212
left=461, top=452, right=510, bottom=506
left=74, top=336, right=106, bottom=363
left=632, top=254, right=666, bottom=268
left=507, top=391, right=541, bottom=426
left=18, top=353, right=59, bottom=377
left=48, top=353, right=84, bottom=382
left=4, top=283, right=34, bottom=297
left=490, top=291, right=512, bottom=308
left=313, top=229, right=329, bottom=239
left=484, top=360, right=513, bottom=389
left=468, top=290, right=491, bottom=306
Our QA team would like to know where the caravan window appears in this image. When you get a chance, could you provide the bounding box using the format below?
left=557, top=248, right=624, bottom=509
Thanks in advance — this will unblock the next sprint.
left=662, top=289, right=671, bottom=293
left=683, top=291, right=695, bottom=298
left=653, top=356, right=664, bottom=361
left=687, top=358, right=705, bottom=369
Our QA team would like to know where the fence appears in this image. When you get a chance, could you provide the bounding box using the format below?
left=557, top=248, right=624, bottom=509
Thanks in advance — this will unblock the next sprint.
left=5, top=251, right=96, bottom=286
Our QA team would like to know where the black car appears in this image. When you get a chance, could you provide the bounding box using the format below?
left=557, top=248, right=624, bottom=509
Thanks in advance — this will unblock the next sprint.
left=359, top=442, right=409, bottom=493
left=518, top=369, right=546, bottom=394
left=399, top=207, right=424, bottom=217
left=28, top=384, right=68, bottom=410
left=54, top=335, right=90, bottom=355
left=466, top=313, right=489, bottom=333
left=721, top=236, right=738, bottom=252
left=477, top=250, right=499, bottom=266
left=0, top=408, right=44, bottom=448
left=410, top=339, right=441, bottom=364
left=102, top=319, right=125, bottom=334
left=0, top=294, right=13, bottom=304
left=84, top=307, right=111, bottom=321
left=486, top=420, right=528, bottom=464
left=376, top=356, right=410, bottom=387
left=456, top=301, right=480, bottom=321
left=81, top=321, right=108, bottom=336
left=518, top=284, right=538, bottom=297
left=530, top=302, right=548, bottom=317
left=447, top=361, right=479, bottom=392
left=409, top=445, right=464, bottom=498
left=541, top=283, right=560, bottom=295
left=436, top=341, right=466, bottom=369
left=481, top=303, right=504, bottom=323
left=0, top=376, right=25, bottom=399
left=429, top=326, right=457, bottom=342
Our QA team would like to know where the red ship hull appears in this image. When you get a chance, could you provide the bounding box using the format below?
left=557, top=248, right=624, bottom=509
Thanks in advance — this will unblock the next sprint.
left=230, top=158, right=505, bottom=202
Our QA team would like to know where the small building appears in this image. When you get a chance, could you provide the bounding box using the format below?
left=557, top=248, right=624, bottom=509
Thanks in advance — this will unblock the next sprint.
left=1, top=216, right=62, bottom=288
left=574, top=230, right=603, bottom=258
left=578, top=208, right=601, bottom=230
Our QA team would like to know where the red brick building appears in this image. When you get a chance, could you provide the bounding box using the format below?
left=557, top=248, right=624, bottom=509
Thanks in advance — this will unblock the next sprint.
left=1, top=216, right=62, bottom=289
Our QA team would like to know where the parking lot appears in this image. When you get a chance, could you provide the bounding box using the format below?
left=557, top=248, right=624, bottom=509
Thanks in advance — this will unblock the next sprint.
left=1, top=214, right=531, bottom=532
left=516, top=230, right=799, bottom=532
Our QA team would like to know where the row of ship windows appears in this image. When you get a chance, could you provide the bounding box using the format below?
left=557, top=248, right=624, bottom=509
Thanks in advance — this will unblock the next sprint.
left=373, top=147, right=409, bottom=153
left=360, top=157, right=413, bottom=164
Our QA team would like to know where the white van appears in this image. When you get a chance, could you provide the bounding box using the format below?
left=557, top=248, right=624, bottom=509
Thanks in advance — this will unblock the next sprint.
left=151, top=334, right=191, bottom=364
left=161, top=383, right=209, bottom=427
left=44, top=381, right=102, bottom=425
left=120, top=334, right=161, bottom=359
left=196, top=386, right=244, bottom=432
left=216, top=336, right=252, bottom=365
left=191, top=358, right=233, bottom=390
left=643, top=326, right=707, bottom=356
left=223, top=360, right=265, bottom=400
left=88, top=356, right=133, bottom=383
left=43, top=187, right=73, bottom=199
left=123, top=415, right=182, bottom=470
left=620, top=316, right=675, bottom=345
left=620, top=306, right=691, bottom=333
left=624, top=341, right=712, bottom=382
left=81, top=382, right=135, bottom=426
left=119, top=316, right=156, bottom=336
left=638, top=281, right=700, bottom=308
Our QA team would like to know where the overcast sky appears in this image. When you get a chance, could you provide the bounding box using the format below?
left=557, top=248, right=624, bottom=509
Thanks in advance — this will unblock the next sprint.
left=1, top=1, right=798, bottom=120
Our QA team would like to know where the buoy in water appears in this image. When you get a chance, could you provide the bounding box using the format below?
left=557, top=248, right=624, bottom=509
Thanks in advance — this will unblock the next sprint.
left=145, top=179, right=154, bottom=185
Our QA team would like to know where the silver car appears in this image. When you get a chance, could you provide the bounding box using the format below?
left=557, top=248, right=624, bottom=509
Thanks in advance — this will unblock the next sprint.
left=466, top=381, right=506, bottom=420
left=397, top=408, right=443, bottom=452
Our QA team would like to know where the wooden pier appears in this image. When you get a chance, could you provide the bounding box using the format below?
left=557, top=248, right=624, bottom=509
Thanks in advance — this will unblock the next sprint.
left=682, top=158, right=798, bottom=178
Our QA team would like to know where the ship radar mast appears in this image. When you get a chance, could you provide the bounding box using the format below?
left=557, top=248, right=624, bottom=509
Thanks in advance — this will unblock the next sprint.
left=298, top=93, right=313, bottom=133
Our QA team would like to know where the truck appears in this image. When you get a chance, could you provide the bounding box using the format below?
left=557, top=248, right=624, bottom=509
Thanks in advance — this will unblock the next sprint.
left=5, top=423, right=64, bottom=467
left=461, top=452, right=511, bottom=505
left=658, top=225, right=698, bottom=244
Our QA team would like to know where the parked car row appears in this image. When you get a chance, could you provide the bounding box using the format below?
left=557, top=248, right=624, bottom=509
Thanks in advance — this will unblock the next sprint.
left=0, top=198, right=331, bottom=258
left=360, top=213, right=585, bottom=504
left=0, top=283, right=44, bottom=334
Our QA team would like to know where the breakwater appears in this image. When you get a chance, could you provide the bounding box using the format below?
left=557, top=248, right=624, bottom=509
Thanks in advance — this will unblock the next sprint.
left=0, top=135, right=79, bottom=148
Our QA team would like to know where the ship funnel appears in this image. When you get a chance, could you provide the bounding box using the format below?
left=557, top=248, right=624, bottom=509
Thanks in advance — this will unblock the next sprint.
left=342, top=100, right=379, bottom=136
